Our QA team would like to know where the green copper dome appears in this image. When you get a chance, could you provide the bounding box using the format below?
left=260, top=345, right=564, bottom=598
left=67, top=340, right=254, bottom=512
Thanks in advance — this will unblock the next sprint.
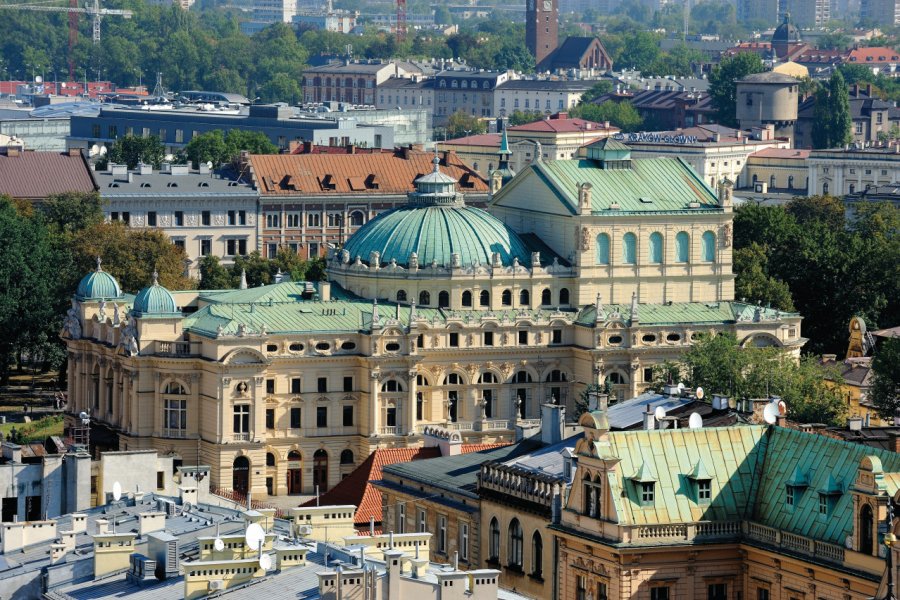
left=343, top=156, right=532, bottom=268
left=132, top=272, right=179, bottom=317
left=76, top=258, right=122, bottom=301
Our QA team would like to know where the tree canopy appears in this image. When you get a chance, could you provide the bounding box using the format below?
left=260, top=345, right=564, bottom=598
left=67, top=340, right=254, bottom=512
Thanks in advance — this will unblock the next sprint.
left=182, top=129, right=277, bottom=169
left=871, top=338, right=900, bottom=421
left=708, top=52, right=765, bottom=127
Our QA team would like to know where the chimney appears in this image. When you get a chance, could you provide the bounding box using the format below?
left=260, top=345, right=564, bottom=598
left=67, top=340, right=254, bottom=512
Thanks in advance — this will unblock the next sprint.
left=540, top=403, right=565, bottom=446
left=643, top=405, right=656, bottom=430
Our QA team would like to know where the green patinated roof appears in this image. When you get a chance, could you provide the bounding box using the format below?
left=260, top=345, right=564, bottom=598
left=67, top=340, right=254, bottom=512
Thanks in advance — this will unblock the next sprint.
left=600, top=426, right=900, bottom=545
left=531, top=156, right=720, bottom=214
left=76, top=268, right=123, bottom=301
left=342, top=204, right=534, bottom=268
left=576, top=301, right=798, bottom=327
left=133, top=278, right=179, bottom=318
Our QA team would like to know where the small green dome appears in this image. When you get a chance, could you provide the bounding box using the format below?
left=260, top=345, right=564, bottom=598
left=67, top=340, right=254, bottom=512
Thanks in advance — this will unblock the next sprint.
left=132, top=272, right=179, bottom=317
left=76, top=258, right=122, bottom=301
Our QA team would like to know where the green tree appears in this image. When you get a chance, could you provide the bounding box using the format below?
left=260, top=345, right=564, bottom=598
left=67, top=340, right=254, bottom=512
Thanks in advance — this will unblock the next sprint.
left=446, top=110, right=487, bottom=138
left=103, top=135, right=165, bottom=170
left=708, top=52, right=765, bottom=127
left=871, top=338, right=900, bottom=421
left=582, top=80, right=613, bottom=102
left=572, top=100, right=643, bottom=132
left=734, top=243, right=795, bottom=311
left=507, top=110, right=544, bottom=126
left=774, top=356, right=847, bottom=425
left=41, top=192, right=105, bottom=235
left=811, top=86, right=832, bottom=149
left=828, top=69, right=853, bottom=148
left=183, top=130, right=227, bottom=169
left=199, top=255, right=236, bottom=289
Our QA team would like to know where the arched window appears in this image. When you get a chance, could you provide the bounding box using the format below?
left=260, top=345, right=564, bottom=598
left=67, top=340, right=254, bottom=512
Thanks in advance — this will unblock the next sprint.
left=438, top=291, right=450, bottom=308
left=519, top=289, right=530, bottom=305
left=596, top=233, right=610, bottom=265
left=397, top=290, right=407, bottom=302
left=164, top=382, right=187, bottom=395
left=622, top=233, right=636, bottom=265
left=702, top=231, right=716, bottom=262
left=531, top=531, right=543, bottom=578
left=508, top=518, right=523, bottom=568
left=823, top=182, right=829, bottom=194
left=489, top=517, right=500, bottom=561
left=861, top=504, right=874, bottom=555
left=545, top=370, right=567, bottom=382
left=582, top=474, right=593, bottom=515
left=559, top=288, right=570, bottom=305
left=501, top=289, right=512, bottom=306
left=479, top=290, right=490, bottom=307
left=541, top=289, right=551, bottom=305
left=675, top=232, right=689, bottom=263
left=462, top=290, right=473, bottom=307
left=419, top=291, right=430, bottom=306
left=607, top=372, right=626, bottom=384
left=232, top=456, right=250, bottom=495
left=382, top=380, right=404, bottom=392
left=770, top=175, right=776, bottom=189
left=340, top=449, right=354, bottom=465
left=266, top=452, right=276, bottom=467
left=313, top=449, right=328, bottom=493
left=649, top=232, right=663, bottom=264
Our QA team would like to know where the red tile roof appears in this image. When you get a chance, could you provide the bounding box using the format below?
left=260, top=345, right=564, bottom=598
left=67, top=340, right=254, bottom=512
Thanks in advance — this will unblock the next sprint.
left=0, top=150, right=97, bottom=200
left=306, top=442, right=511, bottom=528
left=509, top=113, right=618, bottom=134
left=847, top=47, right=900, bottom=64
left=441, top=133, right=501, bottom=148
left=249, top=149, right=488, bottom=196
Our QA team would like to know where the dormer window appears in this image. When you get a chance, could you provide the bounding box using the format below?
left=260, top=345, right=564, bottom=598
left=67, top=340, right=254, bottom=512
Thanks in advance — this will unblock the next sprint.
left=630, top=461, right=657, bottom=506
left=786, top=486, right=795, bottom=506
left=817, top=475, right=843, bottom=517
left=697, top=480, right=711, bottom=502
left=687, top=459, right=712, bottom=503
left=641, top=482, right=655, bottom=505
left=818, top=494, right=829, bottom=515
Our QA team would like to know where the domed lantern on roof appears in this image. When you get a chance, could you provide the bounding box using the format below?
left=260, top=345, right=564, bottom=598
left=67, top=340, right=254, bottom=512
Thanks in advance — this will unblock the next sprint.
left=132, top=271, right=180, bottom=318
left=76, top=257, right=123, bottom=301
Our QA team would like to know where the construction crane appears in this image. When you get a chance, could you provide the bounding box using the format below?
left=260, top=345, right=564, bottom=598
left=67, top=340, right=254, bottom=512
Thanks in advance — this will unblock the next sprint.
left=395, top=0, right=406, bottom=41
left=0, top=0, right=133, bottom=80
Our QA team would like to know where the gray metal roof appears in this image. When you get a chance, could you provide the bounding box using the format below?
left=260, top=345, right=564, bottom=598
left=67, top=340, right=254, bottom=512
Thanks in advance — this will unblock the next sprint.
left=95, top=169, right=255, bottom=196
left=495, top=433, right=581, bottom=478
left=497, top=80, right=593, bottom=92
left=606, top=391, right=694, bottom=430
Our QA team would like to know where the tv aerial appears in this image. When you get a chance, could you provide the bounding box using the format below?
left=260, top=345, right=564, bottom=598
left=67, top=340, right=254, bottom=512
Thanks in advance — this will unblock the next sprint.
left=688, top=412, right=703, bottom=429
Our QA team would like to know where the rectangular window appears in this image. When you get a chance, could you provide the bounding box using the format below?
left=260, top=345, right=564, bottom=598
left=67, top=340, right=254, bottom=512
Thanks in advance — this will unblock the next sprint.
left=318, top=377, right=328, bottom=393
left=200, top=239, right=211, bottom=256
left=484, top=331, right=494, bottom=346
left=316, top=406, right=328, bottom=428
left=641, top=482, right=655, bottom=505
left=265, top=408, right=274, bottom=429
left=268, top=243, right=278, bottom=258
left=227, top=210, right=236, bottom=226
left=266, top=379, right=275, bottom=394
left=233, top=404, right=250, bottom=434
left=108, top=125, right=118, bottom=139
left=698, top=480, right=712, bottom=501
left=238, top=210, right=247, bottom=225
left=651, top=587, right=670, bottom=600
left=597, top=582, right=608, bottom=600
left=438, top=515, right=447, bottom=553
left=92, top=124, right=101, bottom=138
left=157, top=471, right=165, bottom=490
left=577, top=575, right=587, bottom=600
left=459, top=522, right=469, bottom=561
left=227, top=239, right=236, bottom=256
left=449, top=332, right=459, bottom=347
left=757, top=588, right=770, bottom=600
left=343, top=405, right=354, bottom=426
left=291, top=377, right=301, bottom=394
left=110, top=212, right=119, bottom=221
left=164, top=398, right=187, bottom=432
left=173, top=238, right=185, bottom=251
left=551, top=329, right=562, bottom=344
left=343, top=376, right=353, bottom=392
left=307, top=213, right=321, bottom=227
left=786, top=486, right=794, bottom=506
left=418, top=509, right=427, bottom=532
left=175, top=129, right=184, bottom=143
left=518, top=330, right=528, bottom=345
left=290, top=407, right=301, bottom=429
left=819, top=494, right=829, bottom=515
left=708, top=583, right=727, bottom=600
left=201, top=210, right=211, bottom=226
left=158, top=129, right=166, bottom=141
left=287, top=213, right=300, bottom=228
left=174, top=211, right=184, bottom=227
left=147, top=211, right=157, bottom=227
left=643, top=367, right=653, bottom=382
left=142, top=127, right=151, bottom=138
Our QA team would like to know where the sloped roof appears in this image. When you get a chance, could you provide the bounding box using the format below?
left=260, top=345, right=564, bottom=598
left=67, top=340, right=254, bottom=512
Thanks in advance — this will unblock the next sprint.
left=749, top=148, right=811, bottom=160
left=249, top=150, right=487, bottom=196
left=441, top=133, right=501, bottom=148
left=847, top=47, right=900, bottom=64
left=0, top=150, right=97, bottom=200
left=537, top=37, right=610, bottom=71
left=575, top=301, right=796, bottom=326
left=509, top=113, right=618, bottom=135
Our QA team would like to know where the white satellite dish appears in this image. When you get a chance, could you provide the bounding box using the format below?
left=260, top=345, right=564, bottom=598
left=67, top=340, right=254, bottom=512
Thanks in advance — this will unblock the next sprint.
left=763, top=402, right=779, bottom=425
left=112, top=481, right=122, bottom=501
left=245, top=523, right=265, bottom=551
left=213, top=538, right=225, bottom=552
left=654, top=406, right=666, bottom=420
left=99, top=146, right=107, bottom=156
left=205, top=161, right=213, bottom=169
left=164, top=154, right=175, bottom=162
left=35, top=75, right=43, bottom=84
left=259, top=553, right=272, bottom=570
left=89, top=144, right=100, bottom=157
left=696, top=386, right=705, bottom=400
left=688, top=412, right=703, bottom=429
left=676, top=382, right=685, bottom=393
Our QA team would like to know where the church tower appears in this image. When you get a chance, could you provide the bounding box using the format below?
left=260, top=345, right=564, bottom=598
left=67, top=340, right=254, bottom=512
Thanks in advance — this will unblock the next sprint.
left=526, top=0, right=558, bottom=66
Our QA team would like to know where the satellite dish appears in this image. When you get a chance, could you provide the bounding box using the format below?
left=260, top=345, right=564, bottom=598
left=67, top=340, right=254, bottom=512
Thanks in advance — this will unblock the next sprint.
left=259, top=553, right=272, bottom=570
left=164, top=154, right=175, bottom=162
left=99, top=146, right=107, bottom=156
left=89, top=144, right=100, bottom=157
left=696, top=386, right=705, bottom=400
left=676, top=382, right=685, bottom=392
left=79, top=411, right=89, bottom=420
left=205, top=161, right=213, bottom=169
left=183, top=501, right=192, bottom=513
left=688, top=412, right=703, bottom=429
left=763, top=402, right=779, bottom=425
left=245, top=523, right=265, bottom=551
left=654, top=406, right=666, bottom=420
left=112, top=481, right=122, bottom=501
left=213, top=538, right=225, bottom=552
left=35, top=75, right=43, bottom=84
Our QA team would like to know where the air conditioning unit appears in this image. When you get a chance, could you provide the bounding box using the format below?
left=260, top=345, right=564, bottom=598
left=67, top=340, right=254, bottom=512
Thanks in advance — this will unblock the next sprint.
left=297, top=525, right=313, bottom=537
left=209, top=580, right=225, bottom=591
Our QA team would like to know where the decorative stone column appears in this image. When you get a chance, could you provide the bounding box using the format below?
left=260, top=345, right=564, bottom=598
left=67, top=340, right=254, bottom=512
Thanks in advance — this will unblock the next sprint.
left=406, top=370, right=417, bottom=436
left=369, top=371, right=380, bottom=436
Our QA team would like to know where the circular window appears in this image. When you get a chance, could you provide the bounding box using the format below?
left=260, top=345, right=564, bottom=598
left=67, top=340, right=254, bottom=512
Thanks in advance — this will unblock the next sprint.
left=341, top=341, right=357, bottom=351
left=690, top=332, right=703, bottom=341
left=608, top=335, right=623, bottom=345
left=666, top=333, right=681, bottom=342
left=642, top=334, right=657, bottom=343
left=289, top=343, right=304, bottom=352
left=266, top=344, right=278, bottom=352
left=315, top=342, right=330, bottom=351
left=385, top=342, right=401, bottom=352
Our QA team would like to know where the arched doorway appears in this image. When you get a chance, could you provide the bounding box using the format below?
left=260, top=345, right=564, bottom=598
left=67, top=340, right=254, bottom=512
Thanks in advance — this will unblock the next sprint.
left=313, top=449, right=328, bottom=493
left=287, top=450, right=302, bottom=495
left=860, top=503, right=874, bottom=555
left=232, top=456, right=250, bottom=495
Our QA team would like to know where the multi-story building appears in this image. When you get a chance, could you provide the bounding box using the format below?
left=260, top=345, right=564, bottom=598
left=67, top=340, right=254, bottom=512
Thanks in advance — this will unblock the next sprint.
left=375, top=77, right=434, bottom=123
left=505, top=112, right=619, bottom=169
left=782, top=0, right=831, bottom=27
left=860, top=0, right=900, bottom=26
left=248, top=148, right=488, bottom=260
left=743, top=147, right=810, bottom=193
left=526, top=0, right=558, bottom=66
left=95, top=163, right=259, bottom=277
left=494, top=79, right=592, bottom=119
left=61, top=141, right=802, bottom=500
left=808, top=144, right=900, bottom=196
left=301, top=60, right=422, bottom=105
left=241, top=0, right=298, bottom=34
left=796, top=92, right=896, bottom=150
left=735, top=72, right=799, bottom=147
left=536, top=37, right=614, bottom=73
left=433, top=70, right=511, bottom=127
left=737, top=0, right=778, bottom=25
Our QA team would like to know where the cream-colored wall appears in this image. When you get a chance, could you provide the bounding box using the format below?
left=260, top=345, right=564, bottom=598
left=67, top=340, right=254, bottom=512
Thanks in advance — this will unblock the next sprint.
left=479, top=498, right=552, bottom=599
